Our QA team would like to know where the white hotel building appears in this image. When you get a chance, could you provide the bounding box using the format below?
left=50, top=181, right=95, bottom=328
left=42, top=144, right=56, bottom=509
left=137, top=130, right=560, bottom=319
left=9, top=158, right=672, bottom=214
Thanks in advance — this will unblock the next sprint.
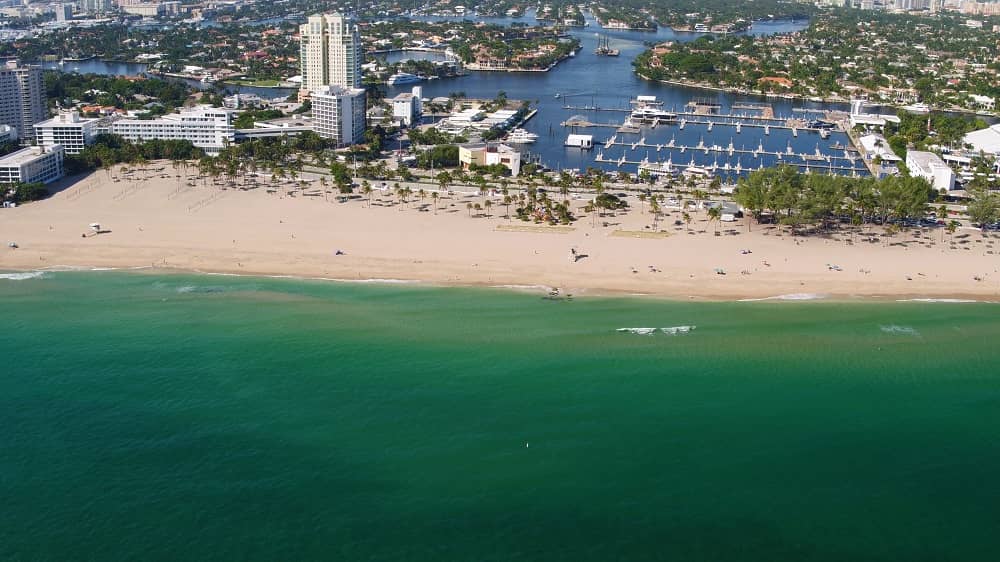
left=905, top=150, right=955, bottom=191
left=34, top=112, right=100, bottom=155
left=109, top=106, right=235, bottom=154
left=311, top=85, right=366, bottom=146
left=0, top=145, right=64, bottom=185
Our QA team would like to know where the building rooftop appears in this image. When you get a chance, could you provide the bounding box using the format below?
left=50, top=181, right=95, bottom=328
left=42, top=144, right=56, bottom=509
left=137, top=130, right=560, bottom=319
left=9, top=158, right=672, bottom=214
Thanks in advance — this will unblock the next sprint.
left=964, top=123, right=1000, bottom=155
left=906, top=150, right=947, bottom=170
left=0, top=146, right=60, bottom=167
left=859, top=134, right=902, bottom=161
left=35, top=112, right=99, bottom=128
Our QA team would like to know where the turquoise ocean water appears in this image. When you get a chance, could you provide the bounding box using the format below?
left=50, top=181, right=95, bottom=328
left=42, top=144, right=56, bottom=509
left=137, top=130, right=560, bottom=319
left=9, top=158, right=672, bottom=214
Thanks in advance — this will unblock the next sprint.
left=2, top=270, right=999, bottom=561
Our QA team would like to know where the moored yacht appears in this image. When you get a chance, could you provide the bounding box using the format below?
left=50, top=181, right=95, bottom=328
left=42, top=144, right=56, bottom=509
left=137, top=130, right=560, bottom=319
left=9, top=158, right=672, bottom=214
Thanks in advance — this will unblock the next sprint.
left=630, top=107, right=678, bottom=122
left=902, top=102, right=930, bottom=114
left=387, top=72, right=423, bottom=85
left=505, top=128, right=539, bottom=144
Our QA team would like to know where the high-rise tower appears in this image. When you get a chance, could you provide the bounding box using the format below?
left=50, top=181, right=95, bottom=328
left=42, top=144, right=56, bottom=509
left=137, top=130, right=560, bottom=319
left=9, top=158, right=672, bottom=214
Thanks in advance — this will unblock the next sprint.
left=299, top=13, right=363, bottom=99
left=0, top=60, right=46, bottom=143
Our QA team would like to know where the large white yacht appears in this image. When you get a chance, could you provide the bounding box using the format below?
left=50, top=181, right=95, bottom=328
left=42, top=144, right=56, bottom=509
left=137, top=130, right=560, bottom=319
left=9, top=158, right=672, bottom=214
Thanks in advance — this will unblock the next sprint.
left=505, top=128, right=539, bottom=144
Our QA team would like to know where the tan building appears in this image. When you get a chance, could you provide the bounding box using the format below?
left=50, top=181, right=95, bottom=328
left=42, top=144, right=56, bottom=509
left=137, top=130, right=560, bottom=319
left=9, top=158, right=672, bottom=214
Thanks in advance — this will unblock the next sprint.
left=458, top=144, right=521, bottom=177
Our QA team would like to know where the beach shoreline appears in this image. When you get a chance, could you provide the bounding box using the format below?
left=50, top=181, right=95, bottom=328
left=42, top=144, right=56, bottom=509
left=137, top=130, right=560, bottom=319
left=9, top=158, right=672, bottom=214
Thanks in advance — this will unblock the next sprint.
left=3, top=165, right=1000, bottom=301
left=4, top=265, right=1000, bottom=304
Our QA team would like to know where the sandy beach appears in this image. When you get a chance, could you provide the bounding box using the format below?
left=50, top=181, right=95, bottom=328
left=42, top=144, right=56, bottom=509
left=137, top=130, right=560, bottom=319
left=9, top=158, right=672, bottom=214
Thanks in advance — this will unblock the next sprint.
left=3, top=163, right=1000, bottom=300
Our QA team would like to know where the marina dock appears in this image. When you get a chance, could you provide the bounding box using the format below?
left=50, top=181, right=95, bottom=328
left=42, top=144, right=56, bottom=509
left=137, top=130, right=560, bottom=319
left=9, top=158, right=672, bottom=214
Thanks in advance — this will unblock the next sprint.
left=561, top=116, right=830, bottom=135
left=593, top=152, right=866, bottom=175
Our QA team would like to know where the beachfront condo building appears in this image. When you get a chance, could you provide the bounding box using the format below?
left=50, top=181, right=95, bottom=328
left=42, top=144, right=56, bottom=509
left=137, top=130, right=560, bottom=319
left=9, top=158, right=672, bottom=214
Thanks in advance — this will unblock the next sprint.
left=0, top=145, right=65, bottom=185
left=311, top=85, right=366, bottom=146
left=299, top=13, right=363, bottom=100
left=0, top=60, right=46, bottom=143
left=109, top=106, right=235, bottom=154
left=34, top=112, right=100, bottom=155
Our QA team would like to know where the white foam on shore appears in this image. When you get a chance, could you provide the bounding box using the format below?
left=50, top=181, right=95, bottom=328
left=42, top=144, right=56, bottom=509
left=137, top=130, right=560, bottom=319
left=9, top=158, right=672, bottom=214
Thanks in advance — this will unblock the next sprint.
left=662, top=325, right=696, bottom=335
left=739, top=293, right=828, bottom=302
left=491, top=284, right=553, bottom=292
left=897, top=298, right=980, bottom=304
left=880, top=325, right=920, bottom=336
left=0, top=271, right=46, bottom=281
left=328, top=277, right=419, bottom=284
left=196, top=270, right=419, bottom=285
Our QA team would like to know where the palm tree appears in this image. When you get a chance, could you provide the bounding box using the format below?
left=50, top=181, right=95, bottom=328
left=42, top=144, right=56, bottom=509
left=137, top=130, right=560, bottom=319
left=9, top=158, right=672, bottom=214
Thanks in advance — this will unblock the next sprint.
left=947, top=220, right=959, bottom=242
left=431, top=191, right=439, bottom=214
left=437, top=171, right=452, bottom=193
left=394, top=183, right=403, bottom=209
left=466, top=202, right=473, bottom=217
left=693, top=189, right=707, bottom=209
left=484, top=199, right=493, bottom=217
left=503, top=194, right=512, bottom=220
left=683, top=212, right=692, bottom=232
left=363, top=183, right=373, bottom=207
left=638, top=193, right=646, bottom=212
left=707, top=206, right=721, bottom=233
left=649, top=197, right=661, bottom=230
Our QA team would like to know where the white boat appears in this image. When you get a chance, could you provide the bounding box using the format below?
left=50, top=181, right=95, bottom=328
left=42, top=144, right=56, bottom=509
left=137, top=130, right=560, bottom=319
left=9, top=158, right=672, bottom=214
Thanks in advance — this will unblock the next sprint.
left=683, top=165, right=714, bottom=179
left=638, top=158, right=676, bottom=177
left=387, top=72, right=423, bottom=85
left=505, top=128, right=539, bottom=144
left=201, top=74, right=216, bottom=83
left=629, top=107, right=677, bottom=122
left=902, top=102, right=930, bottom=114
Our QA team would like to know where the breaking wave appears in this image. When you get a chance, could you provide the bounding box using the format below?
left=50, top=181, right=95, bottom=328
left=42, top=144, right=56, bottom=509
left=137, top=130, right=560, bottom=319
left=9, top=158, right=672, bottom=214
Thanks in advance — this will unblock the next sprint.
left=618, top=326, right=696, bottom=335
left=880, top=325, right=920, bottom=336
left=0, top=271, right=46, bottom=281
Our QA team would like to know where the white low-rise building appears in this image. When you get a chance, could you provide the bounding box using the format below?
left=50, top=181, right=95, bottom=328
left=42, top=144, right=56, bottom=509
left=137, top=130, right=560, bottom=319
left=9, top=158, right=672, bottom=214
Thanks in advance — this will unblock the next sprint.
left=392, top=86, right=422, bottom=127
left=34, top=111, right=100, bottom=154
left=963, top=123, right=1000, bottom=157
left=0, top=145, right=64, bottom=184
left=311, top=85, right=366, bottom=146
left=858, top=133, right=902, bottom=175
left=109, top=106, right=235, bottom=154
left=905, top=150, right=955, bottom=191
